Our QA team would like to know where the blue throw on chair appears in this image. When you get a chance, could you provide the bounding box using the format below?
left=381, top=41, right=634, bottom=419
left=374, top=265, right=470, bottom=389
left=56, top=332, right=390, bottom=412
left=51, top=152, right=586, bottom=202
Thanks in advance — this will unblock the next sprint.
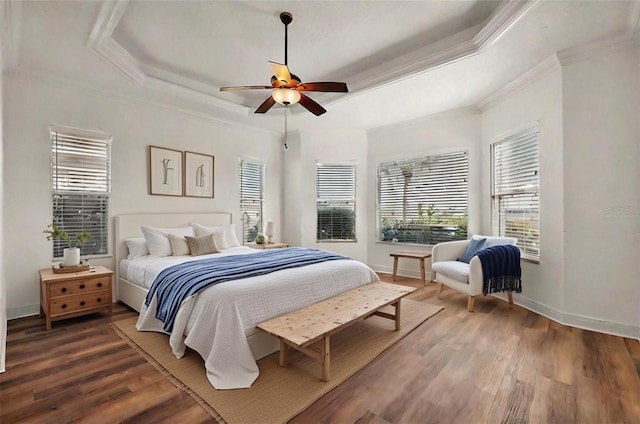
left=475, top=244, right=522, bottom=295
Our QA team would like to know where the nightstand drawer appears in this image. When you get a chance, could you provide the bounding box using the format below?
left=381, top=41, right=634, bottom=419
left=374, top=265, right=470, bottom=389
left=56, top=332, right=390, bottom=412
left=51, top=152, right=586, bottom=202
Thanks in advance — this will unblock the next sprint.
left=49, top=276, right=111, bottom=297
left=49, top=291, right=111, bottom=315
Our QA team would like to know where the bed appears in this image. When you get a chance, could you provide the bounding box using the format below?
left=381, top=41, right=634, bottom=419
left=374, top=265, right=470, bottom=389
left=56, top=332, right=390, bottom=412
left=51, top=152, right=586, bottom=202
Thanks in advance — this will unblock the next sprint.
left=114, top=212, right=379, bottom=389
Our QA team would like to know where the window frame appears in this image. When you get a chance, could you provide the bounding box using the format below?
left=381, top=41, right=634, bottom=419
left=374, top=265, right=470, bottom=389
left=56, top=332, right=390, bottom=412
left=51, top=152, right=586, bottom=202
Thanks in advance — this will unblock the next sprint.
left=50, top=125, right=112, bottom=259
left=316, top=162, right=357, bottom=242
left=376, top=149, right=469, bottom=246
left=491, top=123, right=540, bottom=262
left=239, top=159, right=265, bottom=245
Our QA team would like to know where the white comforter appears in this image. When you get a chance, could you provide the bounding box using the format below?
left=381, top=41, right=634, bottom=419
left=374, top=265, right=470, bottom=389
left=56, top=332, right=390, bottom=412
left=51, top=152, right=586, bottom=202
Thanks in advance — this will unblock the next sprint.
left=135, top=247, right=379, bottom=389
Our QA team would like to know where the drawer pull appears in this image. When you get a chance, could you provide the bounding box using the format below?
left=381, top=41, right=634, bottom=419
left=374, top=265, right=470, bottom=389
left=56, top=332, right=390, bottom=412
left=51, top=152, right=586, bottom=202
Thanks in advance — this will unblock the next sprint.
left=97, top=298, right=102, bottom=302
left=97, top=282, right=103, bottom=288
left=62, top=304, right=67, bottom=309
left=80, top=301, right=86, bottom=306
left=79, top=284, right=85, bottom=289
left=61, top=287, right=67, bottom=293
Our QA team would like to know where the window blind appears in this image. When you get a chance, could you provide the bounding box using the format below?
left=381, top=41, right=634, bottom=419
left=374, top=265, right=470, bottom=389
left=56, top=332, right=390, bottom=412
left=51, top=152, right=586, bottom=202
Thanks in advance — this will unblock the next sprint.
left=239, top=160, right=265, bottom=244
left=377, top=150, right=468, bottom=244
left=316, top=163, right=356, bottom=241
left=51, top=127, right=111, bottom=258
left=492, top=125, right=539, bottom=260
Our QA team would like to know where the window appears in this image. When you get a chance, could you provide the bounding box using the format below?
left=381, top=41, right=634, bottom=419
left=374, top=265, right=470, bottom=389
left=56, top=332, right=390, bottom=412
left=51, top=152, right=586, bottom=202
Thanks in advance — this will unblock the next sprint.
left=492, top=124, right=540, bottom=261
left=316, top=163, right=356, bottom=241
left=377, top=150, right=468, bottom=245
left=51, top=125, right=111, bottom=258
left=239, top=159, right=265, bottom=244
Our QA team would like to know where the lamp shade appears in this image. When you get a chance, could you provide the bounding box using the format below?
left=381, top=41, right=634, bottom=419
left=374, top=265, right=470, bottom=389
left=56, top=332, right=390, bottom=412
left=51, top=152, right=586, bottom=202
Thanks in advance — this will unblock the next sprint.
left=264, top=221, right=275, bottom=237
left=272, top=88, right=301, bottom=105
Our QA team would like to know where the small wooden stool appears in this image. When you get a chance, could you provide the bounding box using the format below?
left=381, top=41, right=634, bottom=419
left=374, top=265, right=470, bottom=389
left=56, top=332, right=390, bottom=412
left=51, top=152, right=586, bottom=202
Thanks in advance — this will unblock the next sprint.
left=390, top=252, right=432, bottom=285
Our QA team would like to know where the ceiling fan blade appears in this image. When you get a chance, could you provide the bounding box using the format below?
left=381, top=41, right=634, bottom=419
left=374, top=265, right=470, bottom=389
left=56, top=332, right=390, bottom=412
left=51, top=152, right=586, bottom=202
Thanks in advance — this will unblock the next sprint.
left=298, top=93, right=327, bottom=116
left=269, top=61, right=292, bottom=85
left=255, top=96, right=277, bottom=114
left=220, top=85, right=272, bottom=92
left=296, top=82, right=349, bottom=93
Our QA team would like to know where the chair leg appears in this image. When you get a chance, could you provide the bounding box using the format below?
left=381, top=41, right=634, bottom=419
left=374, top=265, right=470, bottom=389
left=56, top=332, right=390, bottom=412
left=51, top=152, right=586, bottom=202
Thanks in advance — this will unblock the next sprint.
left=437, top=283, right=444, bottom=297
left=508, top=291, right=514, bottom=305
left=467, top=296, right=476, bottom=312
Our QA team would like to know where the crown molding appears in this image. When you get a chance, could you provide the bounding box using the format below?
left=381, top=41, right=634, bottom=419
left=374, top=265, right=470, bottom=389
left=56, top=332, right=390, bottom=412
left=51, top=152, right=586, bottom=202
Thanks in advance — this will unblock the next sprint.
left=0, top=0, right=21, bottom=72
left=556, top=34, right=637, bottom=66
left=474, top=0, right=540, bottom=48
left=478, top=54, right=561, bottom=111
left=85, top=0, right=539, bottom=115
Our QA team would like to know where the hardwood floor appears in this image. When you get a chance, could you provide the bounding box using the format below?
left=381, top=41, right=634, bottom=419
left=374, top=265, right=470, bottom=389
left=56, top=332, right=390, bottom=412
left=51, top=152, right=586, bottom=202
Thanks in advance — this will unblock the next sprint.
left=2, top=274, right=639, bottom=423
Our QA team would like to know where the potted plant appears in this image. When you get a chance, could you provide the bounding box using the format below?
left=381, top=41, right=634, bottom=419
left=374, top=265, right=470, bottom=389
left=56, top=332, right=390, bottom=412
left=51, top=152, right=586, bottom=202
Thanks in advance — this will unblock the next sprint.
left=43, top=224, right=91, bottom=267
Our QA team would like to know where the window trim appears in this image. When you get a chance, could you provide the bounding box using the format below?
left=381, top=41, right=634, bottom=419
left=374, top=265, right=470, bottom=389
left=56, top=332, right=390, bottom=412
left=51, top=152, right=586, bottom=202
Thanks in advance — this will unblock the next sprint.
left=316, top=161, right=357, bottom=242
left=50, top=125, right=112, bottom=259
left=491, top=123, right=540, bottom=262
left=376, top=149, right=469, bottom=246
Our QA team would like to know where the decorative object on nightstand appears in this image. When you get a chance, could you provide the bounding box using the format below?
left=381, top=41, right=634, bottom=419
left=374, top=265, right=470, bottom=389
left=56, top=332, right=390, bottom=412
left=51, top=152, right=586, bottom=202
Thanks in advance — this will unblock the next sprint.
left=39, top=265, right=113, bottom=330
left=252, top=242, right=289, bottom=250
left=43, top=223, right=91, bottom=268
left=255, top=233, right=265, bottom=244
left=264, top=221, right=275, bottom=244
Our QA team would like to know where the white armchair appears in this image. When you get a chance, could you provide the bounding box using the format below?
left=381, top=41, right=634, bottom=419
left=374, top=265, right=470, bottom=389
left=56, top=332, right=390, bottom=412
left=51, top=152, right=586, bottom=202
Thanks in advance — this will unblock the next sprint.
left=431, top=235, right=517, bottom=312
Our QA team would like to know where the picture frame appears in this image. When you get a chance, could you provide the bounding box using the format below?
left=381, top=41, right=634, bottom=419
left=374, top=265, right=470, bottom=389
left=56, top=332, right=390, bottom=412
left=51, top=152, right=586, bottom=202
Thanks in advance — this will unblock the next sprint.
left=184, top=151, right=214, bottom=198
left=149, top=146, right=183, bottom=196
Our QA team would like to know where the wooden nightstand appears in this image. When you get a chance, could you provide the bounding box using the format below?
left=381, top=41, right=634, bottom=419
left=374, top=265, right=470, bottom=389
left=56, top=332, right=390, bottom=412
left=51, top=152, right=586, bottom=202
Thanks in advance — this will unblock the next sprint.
left=39, top=265, right=113, bottom=330
left=251, top=243, right=289, bottom=250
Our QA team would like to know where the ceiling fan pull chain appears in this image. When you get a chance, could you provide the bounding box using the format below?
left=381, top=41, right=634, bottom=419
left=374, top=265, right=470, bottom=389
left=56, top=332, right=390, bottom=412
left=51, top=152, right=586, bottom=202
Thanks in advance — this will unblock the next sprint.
left=283, top=106, right=288, bottom=149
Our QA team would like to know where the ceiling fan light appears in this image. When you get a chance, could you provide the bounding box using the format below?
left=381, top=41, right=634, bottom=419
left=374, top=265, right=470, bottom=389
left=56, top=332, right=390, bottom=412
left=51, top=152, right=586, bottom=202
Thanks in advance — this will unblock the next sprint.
left=272, top=88, right=301, bottom=106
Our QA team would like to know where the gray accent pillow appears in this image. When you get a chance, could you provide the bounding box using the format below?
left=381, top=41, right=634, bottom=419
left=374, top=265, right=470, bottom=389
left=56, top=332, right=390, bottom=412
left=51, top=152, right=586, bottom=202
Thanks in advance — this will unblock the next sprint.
left=185, top=234, right=220, bottom=256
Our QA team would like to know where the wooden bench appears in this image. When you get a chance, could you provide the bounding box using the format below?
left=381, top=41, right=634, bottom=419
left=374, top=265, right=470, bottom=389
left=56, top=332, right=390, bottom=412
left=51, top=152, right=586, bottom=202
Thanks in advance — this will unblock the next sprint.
left=256, top=282, right=416, bottom=382
left=390, top=251, right=432, bottom=285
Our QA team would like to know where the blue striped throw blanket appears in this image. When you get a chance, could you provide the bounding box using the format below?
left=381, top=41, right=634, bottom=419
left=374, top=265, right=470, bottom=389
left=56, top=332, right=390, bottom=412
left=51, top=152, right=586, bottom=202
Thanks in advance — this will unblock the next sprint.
left=145, top=247, right=348, bottom=332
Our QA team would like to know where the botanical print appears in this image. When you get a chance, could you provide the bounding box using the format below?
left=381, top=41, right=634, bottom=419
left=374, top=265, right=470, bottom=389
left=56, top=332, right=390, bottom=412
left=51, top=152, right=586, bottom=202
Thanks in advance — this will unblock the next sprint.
left=149, top=146, right=183, bottom=196
left=185, top=151, right=214, bottom=198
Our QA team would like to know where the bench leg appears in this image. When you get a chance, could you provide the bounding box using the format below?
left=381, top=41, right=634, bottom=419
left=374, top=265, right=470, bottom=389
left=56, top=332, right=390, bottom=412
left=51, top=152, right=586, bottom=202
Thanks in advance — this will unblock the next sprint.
left=419, top=258, right=426, bottom=286
left=320, top=336, right=330, bottom=382
left=392, top=257, right=399, bottom=281
left=279, top=339, right=289, bottom=367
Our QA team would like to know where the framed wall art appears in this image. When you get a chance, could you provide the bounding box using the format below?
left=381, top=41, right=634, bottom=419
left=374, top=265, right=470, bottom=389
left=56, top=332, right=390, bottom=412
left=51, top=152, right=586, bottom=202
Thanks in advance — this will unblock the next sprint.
left=184, top=151, right=214, bottom=198
left=149, top=146, right=183, bottom=196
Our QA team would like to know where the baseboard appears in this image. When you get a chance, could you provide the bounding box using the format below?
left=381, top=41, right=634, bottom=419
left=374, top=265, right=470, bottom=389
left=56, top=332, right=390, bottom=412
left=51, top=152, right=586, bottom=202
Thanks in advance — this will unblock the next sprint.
left=372, top=264, right=640, bottom=341
left=7, top=304, right=39, bottom=320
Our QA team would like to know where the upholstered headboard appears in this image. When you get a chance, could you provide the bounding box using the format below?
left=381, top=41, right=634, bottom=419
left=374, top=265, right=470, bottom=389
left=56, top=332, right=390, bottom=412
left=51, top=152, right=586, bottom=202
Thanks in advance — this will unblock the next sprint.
left=114, top=212, right=232, bottom=282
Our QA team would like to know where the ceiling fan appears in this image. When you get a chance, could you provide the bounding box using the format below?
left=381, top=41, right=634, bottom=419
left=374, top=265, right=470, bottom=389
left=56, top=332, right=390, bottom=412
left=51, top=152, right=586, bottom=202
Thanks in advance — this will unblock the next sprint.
left=220, top=12, right=348, bottom=116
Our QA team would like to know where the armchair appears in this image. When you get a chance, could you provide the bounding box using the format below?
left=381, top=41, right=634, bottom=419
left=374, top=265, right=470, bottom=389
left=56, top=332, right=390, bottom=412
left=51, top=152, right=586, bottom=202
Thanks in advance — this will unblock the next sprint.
left=431, top=235, right=517, bottom=312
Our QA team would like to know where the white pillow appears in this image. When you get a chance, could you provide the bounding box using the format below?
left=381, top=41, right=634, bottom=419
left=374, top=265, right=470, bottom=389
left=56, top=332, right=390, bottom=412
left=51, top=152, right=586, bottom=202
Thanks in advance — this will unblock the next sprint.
left=168, top=233, right=191, bottom=256
left=141, top=225, right=195, bottom=257
left=472, top=234, right=518, bottom=248
left=125, top=237, right=149, bottom=259
left=192, top=223, right=240, bottom=249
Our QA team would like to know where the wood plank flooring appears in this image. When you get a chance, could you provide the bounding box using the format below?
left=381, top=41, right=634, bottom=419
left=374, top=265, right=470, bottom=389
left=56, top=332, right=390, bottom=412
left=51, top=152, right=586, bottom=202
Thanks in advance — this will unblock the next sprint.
left=1, top=274, right=639, bottom=423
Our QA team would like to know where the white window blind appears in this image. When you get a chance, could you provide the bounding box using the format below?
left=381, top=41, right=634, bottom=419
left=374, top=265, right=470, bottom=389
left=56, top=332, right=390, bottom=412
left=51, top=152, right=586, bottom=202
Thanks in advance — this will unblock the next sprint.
left=377, top=150, right=468, bottom=245
left=316, top=163, right=356, bottom=241
left=492, top=124, right=540, bottom=260
left=51, top=126, right=111, bottom=258
left=239, top=160, right=264, bottom=244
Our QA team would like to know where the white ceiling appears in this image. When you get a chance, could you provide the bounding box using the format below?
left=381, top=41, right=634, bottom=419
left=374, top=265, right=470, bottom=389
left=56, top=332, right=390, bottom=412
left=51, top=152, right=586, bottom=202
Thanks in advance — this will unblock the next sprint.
left=6, top=0, right=640, bottom=132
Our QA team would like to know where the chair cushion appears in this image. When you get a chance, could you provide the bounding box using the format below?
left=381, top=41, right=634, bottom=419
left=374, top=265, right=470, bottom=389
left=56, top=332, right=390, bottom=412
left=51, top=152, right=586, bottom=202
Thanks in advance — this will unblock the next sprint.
left=432, top=261, right=470, bottom=283
left=457, top=237, right=487, bottom=263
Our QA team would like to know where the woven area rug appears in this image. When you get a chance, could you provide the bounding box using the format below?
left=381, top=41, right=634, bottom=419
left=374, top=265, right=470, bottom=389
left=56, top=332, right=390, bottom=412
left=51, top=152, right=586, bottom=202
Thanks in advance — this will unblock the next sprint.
left=112, top=299, right=442, bottom=424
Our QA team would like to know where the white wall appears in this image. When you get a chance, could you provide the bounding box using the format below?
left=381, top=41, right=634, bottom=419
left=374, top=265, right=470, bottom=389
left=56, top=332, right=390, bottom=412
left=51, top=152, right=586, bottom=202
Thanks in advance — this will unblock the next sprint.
left=4, top=72, right=283, bottom=318
left=0, top=42, right=6, bottom=372
left=561, top=47, right=640, bottom=334
left=367, top=108, right=482, bottom=278
left=481, top=62, right=565, bottom=313
left=283, top=129, right=369, bottom=263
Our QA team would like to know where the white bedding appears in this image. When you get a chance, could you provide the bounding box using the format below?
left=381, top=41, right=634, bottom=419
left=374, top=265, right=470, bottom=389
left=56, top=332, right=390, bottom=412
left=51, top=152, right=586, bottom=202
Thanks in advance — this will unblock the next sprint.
left=134, top=247, right=379, bottom=389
